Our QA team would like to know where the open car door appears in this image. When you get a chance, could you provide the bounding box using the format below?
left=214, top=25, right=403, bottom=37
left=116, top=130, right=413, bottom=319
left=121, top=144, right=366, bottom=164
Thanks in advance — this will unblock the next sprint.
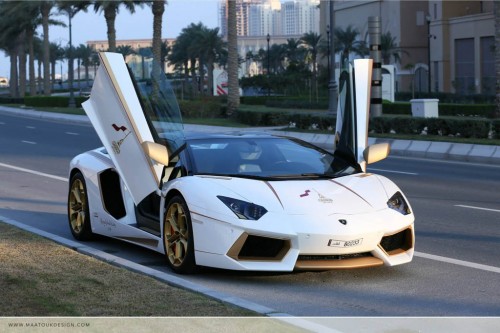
left=333, top=59, right=373, bottom=171
left=82, top=52, right=184, bottom=205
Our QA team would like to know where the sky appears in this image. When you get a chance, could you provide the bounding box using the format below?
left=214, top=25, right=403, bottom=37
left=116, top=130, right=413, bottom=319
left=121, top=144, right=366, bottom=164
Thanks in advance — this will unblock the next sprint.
left=0, top=0, right=220, bottom=78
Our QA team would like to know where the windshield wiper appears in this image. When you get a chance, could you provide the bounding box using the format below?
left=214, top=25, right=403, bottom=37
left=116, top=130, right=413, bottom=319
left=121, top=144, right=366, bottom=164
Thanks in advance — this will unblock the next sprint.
left=300, top=173, right=336, bottom=179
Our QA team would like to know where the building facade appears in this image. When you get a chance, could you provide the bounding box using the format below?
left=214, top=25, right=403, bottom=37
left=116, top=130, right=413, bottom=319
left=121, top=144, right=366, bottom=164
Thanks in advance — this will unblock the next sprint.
left=319, top=0, right=495, bottom=95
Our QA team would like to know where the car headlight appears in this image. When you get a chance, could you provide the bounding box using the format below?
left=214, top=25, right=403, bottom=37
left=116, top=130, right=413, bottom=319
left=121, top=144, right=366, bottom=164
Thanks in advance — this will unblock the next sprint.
left=387, top=192, right=411, bottom=215
left=217, top=196, right=268, bottom=220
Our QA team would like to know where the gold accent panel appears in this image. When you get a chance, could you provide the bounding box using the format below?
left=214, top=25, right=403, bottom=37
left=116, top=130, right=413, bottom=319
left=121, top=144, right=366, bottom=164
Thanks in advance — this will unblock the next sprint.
left=295, top=257, right=383, bottom=270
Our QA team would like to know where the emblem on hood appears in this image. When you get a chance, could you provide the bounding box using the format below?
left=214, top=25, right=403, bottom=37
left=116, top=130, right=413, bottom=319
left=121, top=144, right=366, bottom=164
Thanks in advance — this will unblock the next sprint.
left=299, top=190, right=311, bottom=197
left=339, top=219, right=347, bottom=225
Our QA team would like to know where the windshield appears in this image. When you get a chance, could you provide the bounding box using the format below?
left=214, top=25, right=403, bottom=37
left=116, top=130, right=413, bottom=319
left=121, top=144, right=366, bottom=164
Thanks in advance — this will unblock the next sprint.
left=187, top=137, right=361, bottom=180
left=126, top=56, right=184, bottom=155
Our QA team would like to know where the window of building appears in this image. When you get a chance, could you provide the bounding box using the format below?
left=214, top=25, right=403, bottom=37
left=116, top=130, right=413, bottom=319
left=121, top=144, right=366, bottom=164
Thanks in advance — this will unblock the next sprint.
left=480, top=36, right=494, bottom=95
left=454, top=38, right=475, bottom=95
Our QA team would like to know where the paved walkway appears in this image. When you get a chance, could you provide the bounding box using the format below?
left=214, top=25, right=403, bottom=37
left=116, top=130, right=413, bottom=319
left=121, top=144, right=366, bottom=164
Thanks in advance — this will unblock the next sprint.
left=1, top=105, right=499, bottom=165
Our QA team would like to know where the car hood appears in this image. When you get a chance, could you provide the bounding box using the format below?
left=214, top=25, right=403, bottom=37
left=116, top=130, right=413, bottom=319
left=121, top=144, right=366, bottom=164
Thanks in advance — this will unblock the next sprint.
left=202, top=173, right=390, bottom=215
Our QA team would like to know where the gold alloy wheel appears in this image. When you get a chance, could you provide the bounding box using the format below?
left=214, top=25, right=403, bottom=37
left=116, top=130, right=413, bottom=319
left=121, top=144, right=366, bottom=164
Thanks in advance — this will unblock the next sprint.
left=69, top=178, right=87, bottom=235
left=164, top=202, right=189, bottom=267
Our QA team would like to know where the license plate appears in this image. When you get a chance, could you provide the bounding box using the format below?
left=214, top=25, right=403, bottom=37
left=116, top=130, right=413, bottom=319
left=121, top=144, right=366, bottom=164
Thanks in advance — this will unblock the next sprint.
left=328, top=238, right=363, bottom=248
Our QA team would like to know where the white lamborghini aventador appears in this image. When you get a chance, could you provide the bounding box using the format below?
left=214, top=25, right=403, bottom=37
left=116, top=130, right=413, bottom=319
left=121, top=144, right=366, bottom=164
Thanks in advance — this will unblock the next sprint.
left=68, top=52, right=414, bottom=274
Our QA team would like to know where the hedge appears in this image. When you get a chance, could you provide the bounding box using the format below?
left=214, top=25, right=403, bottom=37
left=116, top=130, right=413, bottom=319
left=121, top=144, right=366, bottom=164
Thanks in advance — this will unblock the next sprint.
left=369, top=116, right=494, bottom=139
left=179, top=98, right=224, bottom=118
left=0, top=96, right=24, bottom=104
left=382, top=102, right=495, bottom=118
left=236, top=109, right=498, bottom=139
left=24, top=96, right=87, bottom=108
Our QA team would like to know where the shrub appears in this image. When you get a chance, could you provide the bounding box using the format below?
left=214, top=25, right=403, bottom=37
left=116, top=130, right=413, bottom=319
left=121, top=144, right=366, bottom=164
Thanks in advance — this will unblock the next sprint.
left=370, top=116, right=493, bottom=139
left=24, top=96, right=87, bottom=108
left=179, top=98, right=222, bottom=118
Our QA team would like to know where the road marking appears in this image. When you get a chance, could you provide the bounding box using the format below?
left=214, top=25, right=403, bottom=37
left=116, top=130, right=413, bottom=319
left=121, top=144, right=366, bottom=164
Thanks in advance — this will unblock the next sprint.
left=21, top=140, right=37, bottom=145
left=26, top=126, right=36, bottom=129
left=0, top=122, right=5, bottom=125
left=0, top=162, right=67, bottom=182
left=368, top=168, right=418, bottom=176
left=454, top=205, right=500, bottom=213
left=65, top=132, right=79, bottom=135
left=415, top=251, right=500, bottom=274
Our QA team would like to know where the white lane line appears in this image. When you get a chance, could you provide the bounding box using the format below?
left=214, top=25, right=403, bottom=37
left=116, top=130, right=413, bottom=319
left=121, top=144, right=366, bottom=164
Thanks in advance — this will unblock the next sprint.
left=0, top=162, right=67, bottom=182
left=21, top=140, right=37, bottom=145
left=26, top=126, right=36, bottom=129
left=368, top=168, right=418, bottom=176
left=454, top=205, right=500, bottom=213
left=0, top=122, right=5, bottom=125
left=65, top=132, right=79, bottom=135
left=415, top=251, right=500, bottom=274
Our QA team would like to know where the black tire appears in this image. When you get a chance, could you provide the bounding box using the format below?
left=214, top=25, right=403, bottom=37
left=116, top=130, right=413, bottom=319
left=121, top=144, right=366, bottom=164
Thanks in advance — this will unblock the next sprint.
left=163, top=195, right=196, bottom=274
left=68, top=172, right=94, bottom=241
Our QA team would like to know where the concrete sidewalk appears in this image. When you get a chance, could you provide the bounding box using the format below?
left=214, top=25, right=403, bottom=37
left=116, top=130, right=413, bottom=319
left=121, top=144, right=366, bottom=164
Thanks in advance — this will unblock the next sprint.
left=1, top=105, right=499, bottom=165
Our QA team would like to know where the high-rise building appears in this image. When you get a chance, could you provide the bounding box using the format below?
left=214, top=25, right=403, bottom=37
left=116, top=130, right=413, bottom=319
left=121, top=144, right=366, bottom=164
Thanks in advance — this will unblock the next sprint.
left=220, top=0, right=319, bottom=38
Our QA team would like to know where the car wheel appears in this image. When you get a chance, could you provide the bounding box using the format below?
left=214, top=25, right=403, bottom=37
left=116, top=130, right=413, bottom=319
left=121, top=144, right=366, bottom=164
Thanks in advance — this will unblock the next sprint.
left=163, top=195, right=196, bottom=274
left=68, top=172, right=94, bottom=241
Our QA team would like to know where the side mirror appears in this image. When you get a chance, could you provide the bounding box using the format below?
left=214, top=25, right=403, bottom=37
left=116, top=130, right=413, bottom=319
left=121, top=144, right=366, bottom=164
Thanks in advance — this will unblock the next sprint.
left=363, top=143, right=390, bottom=164
left=142, top=141, right=169, bottom=166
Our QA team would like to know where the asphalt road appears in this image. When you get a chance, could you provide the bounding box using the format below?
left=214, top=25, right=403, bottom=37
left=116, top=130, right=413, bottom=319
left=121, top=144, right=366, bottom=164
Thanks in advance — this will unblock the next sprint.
left=0, top=112, right=499, bottom=316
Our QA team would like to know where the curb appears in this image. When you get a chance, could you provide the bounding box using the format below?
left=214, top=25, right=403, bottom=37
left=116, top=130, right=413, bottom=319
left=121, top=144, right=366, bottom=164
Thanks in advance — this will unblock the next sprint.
left=1, top=106, right=499, bottom=165
left=0, top=215, right=341, bottom=332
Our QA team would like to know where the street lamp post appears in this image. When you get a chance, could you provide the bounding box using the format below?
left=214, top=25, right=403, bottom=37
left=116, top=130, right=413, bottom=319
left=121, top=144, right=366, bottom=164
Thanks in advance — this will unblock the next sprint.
left=426, top=15, right=436, bottom=94
left=328, top=1, right=338, bottom=114
left=266, top=33, right=270, bottom=97
left=326, top=24, right=330, bottom=76
left=68, top=9, right=76, bottom=108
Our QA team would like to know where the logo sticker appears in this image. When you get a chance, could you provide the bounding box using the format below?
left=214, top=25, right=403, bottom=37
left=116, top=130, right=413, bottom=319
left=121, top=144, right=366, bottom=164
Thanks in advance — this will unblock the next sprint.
left=111, top=123, right=131, bottom=154
left=338, top=219, right=347, bottom=225
left=300, top=190, right=311, bottom=197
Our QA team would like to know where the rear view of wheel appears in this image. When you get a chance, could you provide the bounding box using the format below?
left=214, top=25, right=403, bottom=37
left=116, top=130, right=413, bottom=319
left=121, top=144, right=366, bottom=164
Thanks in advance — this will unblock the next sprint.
left=68, top=172, right=94, bottom=241
left=163, top=195, right=196, bottom=274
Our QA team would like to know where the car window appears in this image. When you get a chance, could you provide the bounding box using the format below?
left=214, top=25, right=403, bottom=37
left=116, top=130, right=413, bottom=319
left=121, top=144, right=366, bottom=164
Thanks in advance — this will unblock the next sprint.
left=187, top=137, right=359, bottom=180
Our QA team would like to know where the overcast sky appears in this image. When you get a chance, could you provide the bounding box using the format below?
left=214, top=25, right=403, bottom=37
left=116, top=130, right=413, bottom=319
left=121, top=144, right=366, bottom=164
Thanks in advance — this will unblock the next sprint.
left=0, top=0, right=220, bottom=78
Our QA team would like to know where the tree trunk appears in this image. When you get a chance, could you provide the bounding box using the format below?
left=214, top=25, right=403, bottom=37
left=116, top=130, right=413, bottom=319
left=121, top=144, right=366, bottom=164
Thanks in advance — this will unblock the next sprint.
left=207, top=60, right=214, bottom=96
left=152, top=0, right=165, bottom=67
left=27, top=29, right=36, bottom=96
left=227, top=0, right=240, bottom=115
left=41, top=2, right=51, bottom=96
left=9, top=48, right=18, bottom=98
left=37, top=60, right=42, bottom=94
left=495, top=1, right=500, bottom=118
left=18, top=31, right=27, bottom=98
left=104, top=6, right=117, bottom=52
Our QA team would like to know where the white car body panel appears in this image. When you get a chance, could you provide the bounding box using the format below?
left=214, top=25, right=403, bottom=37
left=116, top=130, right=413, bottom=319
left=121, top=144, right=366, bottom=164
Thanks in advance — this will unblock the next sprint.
left=69, top=53, right=415, bottom=272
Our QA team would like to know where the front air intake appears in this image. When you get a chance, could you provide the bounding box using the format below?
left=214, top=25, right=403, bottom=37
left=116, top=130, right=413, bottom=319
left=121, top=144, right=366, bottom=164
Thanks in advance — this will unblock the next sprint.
left=379, top=227, right=413, bottom=255
left=227, top=233, right=290, bottom=261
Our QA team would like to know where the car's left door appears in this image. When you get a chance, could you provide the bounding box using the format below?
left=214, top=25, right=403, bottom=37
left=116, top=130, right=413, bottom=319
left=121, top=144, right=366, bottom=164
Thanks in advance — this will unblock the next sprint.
left=82, top=52, right=183, bottom=205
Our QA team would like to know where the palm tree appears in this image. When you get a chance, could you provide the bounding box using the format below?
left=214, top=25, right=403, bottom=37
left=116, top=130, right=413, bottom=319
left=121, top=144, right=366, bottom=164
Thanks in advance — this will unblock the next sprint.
left=334, top=25, right=367, bottom=68
left=51, top=42, right=66, bottom=84
left=150, top=0, right=165, bottom=68
left=381, top=31, right=408, bottom=65
left=196, top=26, right=224, bottom=95
left=300, top=32, right=322, bottom=98
left=40, top=1, right=54, bottom=95
left=285, top=38, right=303, bottom=67
left=116, top=45, right=135, bottom=59
left=78, top=44, right=94, bottom=87
left=227, top=0, right=239, bottom=116
left=93, top=1, right=143, bottom=52
left=137, top=47, right=153, bottom=79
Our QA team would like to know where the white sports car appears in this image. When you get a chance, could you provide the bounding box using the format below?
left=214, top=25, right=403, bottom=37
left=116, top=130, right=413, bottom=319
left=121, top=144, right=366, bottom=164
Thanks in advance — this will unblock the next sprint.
left=68, top=52, right=414, bottom=274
